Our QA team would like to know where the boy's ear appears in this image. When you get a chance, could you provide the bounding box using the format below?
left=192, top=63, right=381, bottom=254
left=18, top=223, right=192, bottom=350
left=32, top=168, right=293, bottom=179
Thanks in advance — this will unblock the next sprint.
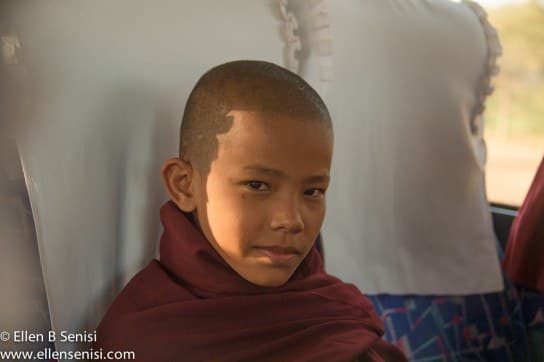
left=161, top=158, right=197, bottom=212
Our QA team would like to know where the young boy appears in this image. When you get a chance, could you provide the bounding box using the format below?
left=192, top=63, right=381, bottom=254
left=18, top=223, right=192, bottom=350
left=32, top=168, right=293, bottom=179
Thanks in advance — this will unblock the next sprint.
left=95, top=60, right=406, bottom=361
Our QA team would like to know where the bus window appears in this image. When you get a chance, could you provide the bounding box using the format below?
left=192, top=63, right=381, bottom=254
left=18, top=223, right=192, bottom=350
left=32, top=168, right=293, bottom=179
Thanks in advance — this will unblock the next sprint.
left=482, top=0, right=544, bottom=207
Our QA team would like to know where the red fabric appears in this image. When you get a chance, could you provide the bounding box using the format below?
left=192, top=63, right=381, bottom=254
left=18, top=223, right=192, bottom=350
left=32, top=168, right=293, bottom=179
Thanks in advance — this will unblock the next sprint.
left=95, top=201, right=405, bottom=361
left=503, top=156, right=544, bottom=292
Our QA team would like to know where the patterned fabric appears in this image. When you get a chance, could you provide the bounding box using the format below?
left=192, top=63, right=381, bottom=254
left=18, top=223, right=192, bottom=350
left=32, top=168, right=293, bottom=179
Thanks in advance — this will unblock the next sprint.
left=517, top=287, right=544, bottom=361
left=367, top=243, right=532, bottom=362
left=368, top=288, right=528, bottom=361
left=519, top=288, right=544, bottom=330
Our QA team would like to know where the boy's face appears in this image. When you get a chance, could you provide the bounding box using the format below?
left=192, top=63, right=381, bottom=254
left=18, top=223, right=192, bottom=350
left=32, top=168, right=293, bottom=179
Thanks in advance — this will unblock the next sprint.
left=191, top=110, right=332, bottom=287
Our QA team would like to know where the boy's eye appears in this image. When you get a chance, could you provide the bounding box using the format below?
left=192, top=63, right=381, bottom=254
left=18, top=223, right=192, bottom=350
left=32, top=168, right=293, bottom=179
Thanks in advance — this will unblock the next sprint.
left=304, top=188, right=326, bottom=197
left=246, top=181, right=269, bottom=191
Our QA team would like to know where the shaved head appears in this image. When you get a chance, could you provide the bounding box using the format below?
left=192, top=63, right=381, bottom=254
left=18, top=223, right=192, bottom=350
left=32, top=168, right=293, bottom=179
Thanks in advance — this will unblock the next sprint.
left=179, top=60, right=332, bottom=175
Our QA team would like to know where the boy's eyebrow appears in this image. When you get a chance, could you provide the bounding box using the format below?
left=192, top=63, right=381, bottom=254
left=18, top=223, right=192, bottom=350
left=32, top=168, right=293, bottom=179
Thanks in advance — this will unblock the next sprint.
left=243, top=165, right=330, bottom=183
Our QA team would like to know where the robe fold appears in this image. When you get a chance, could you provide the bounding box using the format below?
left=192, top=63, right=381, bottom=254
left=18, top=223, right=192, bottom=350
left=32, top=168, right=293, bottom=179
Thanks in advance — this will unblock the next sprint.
left=503, top=156, right=544, bottom=292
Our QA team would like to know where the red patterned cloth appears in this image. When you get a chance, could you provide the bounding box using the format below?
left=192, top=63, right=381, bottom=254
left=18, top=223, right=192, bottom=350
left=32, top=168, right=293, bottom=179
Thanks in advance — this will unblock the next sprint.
left=503, top=156, right=544, bottom=292
left=95, top=201, right=405, bottom=361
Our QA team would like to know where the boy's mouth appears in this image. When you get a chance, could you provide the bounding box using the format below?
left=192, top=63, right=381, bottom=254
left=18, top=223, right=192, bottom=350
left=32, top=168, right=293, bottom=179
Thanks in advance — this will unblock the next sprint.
left=254, top=246, right=299, bottom=265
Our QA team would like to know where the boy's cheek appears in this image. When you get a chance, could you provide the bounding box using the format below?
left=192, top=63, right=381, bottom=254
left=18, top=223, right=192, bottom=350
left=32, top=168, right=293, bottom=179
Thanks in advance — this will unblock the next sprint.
left=207, top=212, right=257, bottom=253
left=302, top=205, right=326, bottom=229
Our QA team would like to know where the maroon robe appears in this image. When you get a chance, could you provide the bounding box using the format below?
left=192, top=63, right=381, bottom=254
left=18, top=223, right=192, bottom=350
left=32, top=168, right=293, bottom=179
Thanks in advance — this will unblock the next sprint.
left=95, top=201, right=406, bottom=361
left=503, top=156, right=544, bottom=292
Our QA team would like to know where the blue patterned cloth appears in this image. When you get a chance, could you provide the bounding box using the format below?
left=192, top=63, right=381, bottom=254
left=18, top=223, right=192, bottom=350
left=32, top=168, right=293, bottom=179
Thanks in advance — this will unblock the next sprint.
left=518, top=287, right=544, bottom=362
left=366, top=243, right=539, bottom=362
left=518, top=287, right=544, bottom=332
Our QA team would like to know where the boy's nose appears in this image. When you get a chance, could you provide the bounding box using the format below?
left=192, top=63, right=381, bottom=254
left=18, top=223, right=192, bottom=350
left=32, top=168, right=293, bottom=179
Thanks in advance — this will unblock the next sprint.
left=269, top=196, right=304, bottom=234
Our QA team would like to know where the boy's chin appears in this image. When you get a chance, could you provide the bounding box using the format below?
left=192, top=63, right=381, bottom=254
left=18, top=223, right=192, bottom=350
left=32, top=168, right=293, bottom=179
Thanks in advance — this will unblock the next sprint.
left=237, top=267, right=297, bottom=288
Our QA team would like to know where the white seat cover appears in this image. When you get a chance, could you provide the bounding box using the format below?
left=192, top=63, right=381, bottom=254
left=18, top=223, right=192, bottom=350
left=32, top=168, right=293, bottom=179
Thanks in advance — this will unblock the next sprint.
left=319, top=0, right=503, bottom=294
left=11, top=0, right=284, bottom=352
